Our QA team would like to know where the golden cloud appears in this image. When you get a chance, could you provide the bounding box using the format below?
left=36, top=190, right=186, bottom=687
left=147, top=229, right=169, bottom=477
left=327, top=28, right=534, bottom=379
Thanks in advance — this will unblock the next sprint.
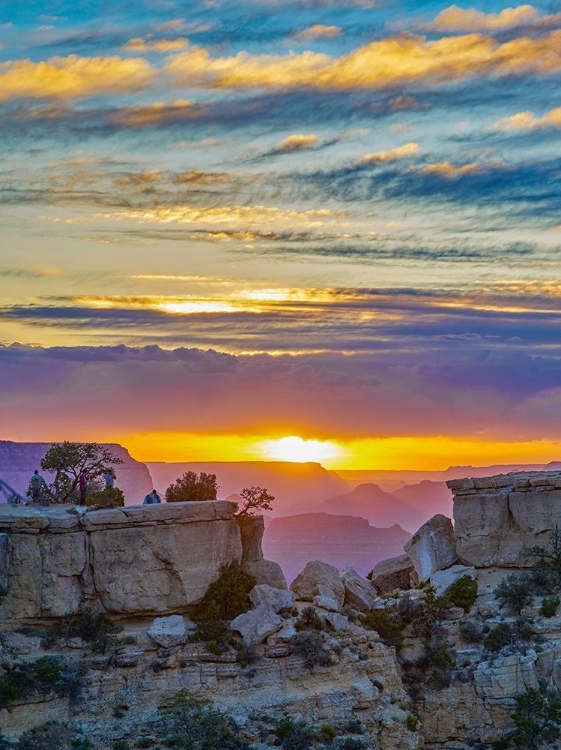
left=164, top=29, right=561, bottom=91
left=429, top=4, right=561, bottom=33
left=124, top=37, right=189, bottom=53
left=359, top=142, right=420, bottom=164
left=294, top=24, right=342, bottom=40
left=276, top=133, right=321, bottom=152
left=418, top=161, right=481, bottom=177
left=0, top=55, right=154, bottom=101
left=493, top=106, right=561, bottom=131
left=111, top=99, right=199, bottom=127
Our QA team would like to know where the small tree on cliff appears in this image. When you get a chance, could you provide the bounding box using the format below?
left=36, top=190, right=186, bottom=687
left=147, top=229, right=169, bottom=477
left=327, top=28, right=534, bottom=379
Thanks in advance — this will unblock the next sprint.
left=165, top=471, right=219, bottom=503
left=232, top=486, right=275, bottom=520
left=40, top=442, right=123, bottom=504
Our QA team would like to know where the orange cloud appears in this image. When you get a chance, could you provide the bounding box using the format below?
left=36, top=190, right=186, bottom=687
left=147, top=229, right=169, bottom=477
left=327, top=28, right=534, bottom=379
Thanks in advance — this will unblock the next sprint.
left=124, top=37, right=189, bottom=53
left=0, top=55, right=153, bottom=101
left=418, top=161, right=481, bottom=177
left=493, top=106, right=561, bottom=131
left=359, top=142, right=420, bottom=164
left=276, top=133, right=321, bottom=152
left=294, top=24, right=342, bottom=40
left=430, top=4, right=539, bottom=32
left=165, top=30, right=561, bottom=91
left=111, top=99, right=198, bottom=126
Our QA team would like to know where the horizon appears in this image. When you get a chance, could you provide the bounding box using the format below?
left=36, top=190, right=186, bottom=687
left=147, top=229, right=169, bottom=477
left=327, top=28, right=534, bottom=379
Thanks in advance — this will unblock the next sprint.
left=3, top=2, right=561, bottom=470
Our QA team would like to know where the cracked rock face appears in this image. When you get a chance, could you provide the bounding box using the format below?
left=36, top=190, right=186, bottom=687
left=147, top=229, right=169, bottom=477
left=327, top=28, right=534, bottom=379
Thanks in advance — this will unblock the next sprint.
left=0, top=502, right=243, bottom=620
left=290, top=560, right=345, bottom=607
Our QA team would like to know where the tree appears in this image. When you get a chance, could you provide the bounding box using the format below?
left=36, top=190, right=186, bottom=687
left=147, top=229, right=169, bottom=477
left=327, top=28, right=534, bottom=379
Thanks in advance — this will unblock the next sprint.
left=232, top=486, right=274, bottom=519
left=40, top=442, right=123, bottom=505
left=165, top=471, right=218, bottom=503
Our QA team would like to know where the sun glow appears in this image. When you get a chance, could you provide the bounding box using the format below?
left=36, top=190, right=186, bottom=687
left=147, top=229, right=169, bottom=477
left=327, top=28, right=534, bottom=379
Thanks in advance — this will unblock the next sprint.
left=261, top=436, right=344, bottom=463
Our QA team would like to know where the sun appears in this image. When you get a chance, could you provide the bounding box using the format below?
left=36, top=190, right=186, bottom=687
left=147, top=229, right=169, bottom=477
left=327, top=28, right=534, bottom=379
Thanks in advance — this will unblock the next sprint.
left=260, top=435, right=344, bottom=464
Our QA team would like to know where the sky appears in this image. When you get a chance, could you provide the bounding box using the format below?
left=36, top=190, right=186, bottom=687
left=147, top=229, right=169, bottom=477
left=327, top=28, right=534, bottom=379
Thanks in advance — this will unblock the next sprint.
left=2, top=0, right=561, bottom=469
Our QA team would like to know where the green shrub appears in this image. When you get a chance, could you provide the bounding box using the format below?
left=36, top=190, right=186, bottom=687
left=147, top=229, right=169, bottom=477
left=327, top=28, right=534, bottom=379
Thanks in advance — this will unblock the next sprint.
left=494, top=573, right=534, bottom=614
left=0, top=585, right=8, bottom=606
left=272, top=715, right=315, bottom=750
left=54, top=610, right=121, bottom=653
left=495, top=688, right=561, bottom=748
left=291, top=631, right=333, bottom=669
left=319, top=724, right=337, bottom=741
left=162, top=690, right=251, bottom=749
left=404, top=713, right=420, bottom=731
left=541, top=595, right=560, bottom=618
left=459, top=620, right=486, bottom=643
left=343, top=719, right=364, bottom=734
left=446, top=575, right=478, bottom=611
left=295, top=606, right=325, bottom=632
left=18, top=722, right=91, bottom=750
left=136, top=739, right=154, bottom=749
left=192, top=561, right=256, bottom=644
left=112, top=742, right=129, bottom=750
left=484, top=623, right=512, bottom=652
left=87, top=486, right=125, bottom=508
left=360, top=610, right=403, bottom=650
left=32, top=656, right=63, bottom=686
left=335, top=739, right=368, bottom=750
left=412, top=586, right=451, bottom=638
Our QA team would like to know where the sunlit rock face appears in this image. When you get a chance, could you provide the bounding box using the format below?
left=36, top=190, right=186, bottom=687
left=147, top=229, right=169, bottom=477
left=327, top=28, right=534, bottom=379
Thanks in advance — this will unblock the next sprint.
left=0, top=501, right=242, bottom=621
left=448, top=470, right=561, bottom=567
left=0, top=440, right=153, bottom=506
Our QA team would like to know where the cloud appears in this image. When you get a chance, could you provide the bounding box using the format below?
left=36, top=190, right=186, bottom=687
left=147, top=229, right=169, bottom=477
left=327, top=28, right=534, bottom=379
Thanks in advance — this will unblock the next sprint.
left=0, top=55, right=154, bottom=101
left=110, top=99, right=201, bottom=126
left=493, top=106, right=561, bottom=131
left=418, top=161, right=481, bottom=178
left=124, top=37, right=189, bottom=53
left=165, top=30, right=561, bottom=92
left=429, top=4, right=561, bottom=33
left=272, top=133, right=321, bottom=153
left=359, top=142, right=420, bottom=165
left=293, top=24, right=342, bottom=41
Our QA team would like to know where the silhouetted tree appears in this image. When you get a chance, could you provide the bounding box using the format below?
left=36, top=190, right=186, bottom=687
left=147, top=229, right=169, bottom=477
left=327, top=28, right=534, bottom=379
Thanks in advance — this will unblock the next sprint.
left=165, top=471, right=218, bottom=503
left=41, top=442, right=123, bottom=504
left=232, top=486, right=274, bottom=519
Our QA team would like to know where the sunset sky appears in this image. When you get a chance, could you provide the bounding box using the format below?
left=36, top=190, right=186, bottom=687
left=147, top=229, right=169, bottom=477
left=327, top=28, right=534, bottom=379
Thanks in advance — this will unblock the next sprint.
left=2, top=1, right=561, bottom=469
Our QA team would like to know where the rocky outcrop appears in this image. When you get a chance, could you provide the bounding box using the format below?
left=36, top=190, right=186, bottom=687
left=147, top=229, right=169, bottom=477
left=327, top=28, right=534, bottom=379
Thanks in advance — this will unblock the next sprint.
left=0, top=440, right=153, bottom=505
left=341, top=567, right=378, bottom=612
left=290, top=560, right=345, bottom=607
left=0, top=502, right=242, bottom=621
left=404, top=514, right=457, bottom=581
left=369, top=554, right=415, bottom=593
left=429, top=564, right=476, bottom=596
left=239, top=515, right=287, bottom=589
left=449, top=470, right=561, bottom=567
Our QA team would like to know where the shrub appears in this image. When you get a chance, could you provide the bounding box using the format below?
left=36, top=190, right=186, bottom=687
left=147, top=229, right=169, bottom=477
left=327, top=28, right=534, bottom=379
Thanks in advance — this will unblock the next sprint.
left=162, top=690, right=251, bottom=749
left=343, top=719, right=364, bottom=734
left=360, top=610, right=403, bottom=650
left=412, top=586, right=451, bottom=638
left=192, top=561, right=256, bottom=644
left=459, top=620, right=486, bottom=643
left=291, top=631, right=333, bottom=669
left=54, top=610, right=121, bottom=653
left=405, top=713, right=420, bottom=732
left=272, top=715, right=315, bottom=750
left=541, top=595, right=560, bottom=618
left=86, top=486, right=125, bottom=509
left=18, top=722, right=91, bottom=750
left=166, top=471, right=218, bottom=503
left=112, top=742, right=129, bottom=750
left=484, top=623, right=512, bottom=653
left=494, top=573, right=534, bottom=614
left=495, top=688, right=561, bottom=749
left=319, top=724, right=337, bottom=741
left=295, top=606, right=325, bottom=632
left=446, top=575, right=478, bottom=611
left=335, top=739, right=369, bottom=750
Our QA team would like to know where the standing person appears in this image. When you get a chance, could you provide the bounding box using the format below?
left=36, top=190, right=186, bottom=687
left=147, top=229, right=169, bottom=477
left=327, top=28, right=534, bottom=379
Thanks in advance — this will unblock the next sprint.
left=29, top=470, right=44, bottom=503
left=79, top=471, right=88, bottom=506
left=105, top=469, right=115, bottom=489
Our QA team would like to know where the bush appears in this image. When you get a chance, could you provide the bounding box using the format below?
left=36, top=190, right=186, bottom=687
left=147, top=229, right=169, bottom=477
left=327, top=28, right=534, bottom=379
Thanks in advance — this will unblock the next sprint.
left=343, top=719, right=364, bottom=734
left=272, top=715, right=315, bottom=750
left=360, top=610, right=403, bottom=650
left=412, top=586, right=451, bottom=638
left=459, top=620, right=486, bottom=643
left=495, top=688, right=561, bottom=749
left=86, top=486, right=125, bottom=509
left=446, top=575, right=478, bottom=611
left=541, top=595, right=560, bottom=618
left=484, top=623, right=512, bottom=653
left=55, top=610, right=121, bottom=653
left=162, top=691, right=251, bottom=749
left=295, top=606, right=325, bottom=632
left=166, top=471, right=218, bottom=503
left=335, top=740, right=369, bottom=750
left=494, top=573, right=534, bottom=614
left=291, top=631, right=333, bottom=669
left=192, top=561, right=256, bottom=644
left=18, top=722, right=91, bottom=750
left=319, top=724, right=337, bottom=742
left=405, top=713, right=420, bottom=732
left=0, top=656, right=79, bottom=708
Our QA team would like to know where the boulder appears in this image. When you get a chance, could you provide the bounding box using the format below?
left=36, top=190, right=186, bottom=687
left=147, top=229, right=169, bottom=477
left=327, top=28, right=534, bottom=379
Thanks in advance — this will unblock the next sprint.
left=249, top=584, right=295, bottom=613
left=404, top=514, right=457, bottom=581
left=314, top=595, right=339, bottom=612
left=369, top=554, right=414, bottom=593
left=323, top=612, right=349, bottom=632
left=230, top=604, right=283, bottom=647
left=147, top=615, right=188, bottom=648
left=341, top=567, right=377, bottom=612
left=430, top=564, right=476, bottom=597
left=244, top=559, right=287, bottom=590
left=290, top=561, right=345, bottom=607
